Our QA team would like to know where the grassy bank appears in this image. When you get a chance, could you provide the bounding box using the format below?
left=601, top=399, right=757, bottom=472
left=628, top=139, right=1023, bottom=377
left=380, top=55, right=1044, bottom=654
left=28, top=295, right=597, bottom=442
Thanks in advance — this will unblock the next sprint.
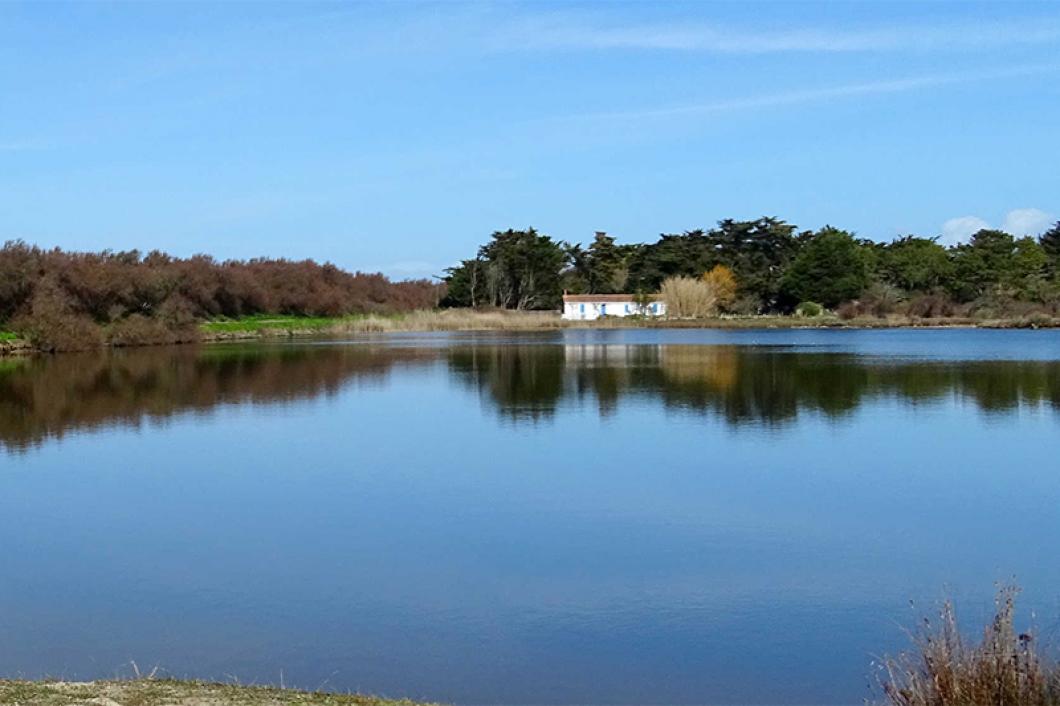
left=200, top=309, right=1060, bottom=341
left=0, top=679, right=435, bottom=706
left=200, top=310, right=566, bottom=340
left=3, top=309, right=1059, bottom=356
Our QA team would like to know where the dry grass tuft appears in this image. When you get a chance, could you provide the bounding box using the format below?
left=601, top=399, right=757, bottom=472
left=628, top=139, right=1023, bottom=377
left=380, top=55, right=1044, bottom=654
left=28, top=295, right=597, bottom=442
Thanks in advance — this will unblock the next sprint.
left=659, top=277, right=717, bottom=319
left=878, top=586, right=1060, bottom=706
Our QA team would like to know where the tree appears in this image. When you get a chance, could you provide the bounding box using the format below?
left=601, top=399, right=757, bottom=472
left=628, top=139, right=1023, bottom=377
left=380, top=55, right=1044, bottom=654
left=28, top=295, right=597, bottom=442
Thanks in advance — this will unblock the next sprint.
left=583, top=231, right=627, bottom=294
left=950, top=229, right=1048, bottom=301
left=441, top=257, right=486, bottom=307
left=705, top=217, right=802, bottom=310
left=625, top=217, right=801, bottom=311
left=876, top=236, right=954, bottom=292
left=1040, top=221, right=1060, bottom=275
left=477, top=228, right=568, bottom=310
left=780, top=227, right=869, bottom=308
left=702, top=265, right=738, bottom=311
left=626, top=230, right=715, bottom=292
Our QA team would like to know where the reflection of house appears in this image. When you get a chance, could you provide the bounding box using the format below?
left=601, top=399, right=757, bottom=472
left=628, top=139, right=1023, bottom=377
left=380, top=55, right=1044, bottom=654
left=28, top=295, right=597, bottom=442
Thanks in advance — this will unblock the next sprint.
left=563, top=344, right=661, bottom=367
left=561, top=294, right=666, bottom=321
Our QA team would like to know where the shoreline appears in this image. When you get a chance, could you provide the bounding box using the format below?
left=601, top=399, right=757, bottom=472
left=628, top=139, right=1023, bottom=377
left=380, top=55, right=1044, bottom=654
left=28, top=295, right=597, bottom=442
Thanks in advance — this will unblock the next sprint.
left=0, top=679, right=434, bottom=706
left=2, top=309, right=1058, bottom=357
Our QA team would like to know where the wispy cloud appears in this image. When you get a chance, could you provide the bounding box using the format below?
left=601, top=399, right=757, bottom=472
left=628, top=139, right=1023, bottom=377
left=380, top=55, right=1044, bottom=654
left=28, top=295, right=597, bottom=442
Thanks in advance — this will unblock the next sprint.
left=560, top=62, right=1060, bottom=123
left=491, top=13, right=1060, bottom=54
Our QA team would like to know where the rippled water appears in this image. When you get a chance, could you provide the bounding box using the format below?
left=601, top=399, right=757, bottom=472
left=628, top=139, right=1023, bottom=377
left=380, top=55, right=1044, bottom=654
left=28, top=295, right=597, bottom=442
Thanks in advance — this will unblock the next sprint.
left=3, top=329, right=1060, bottom=705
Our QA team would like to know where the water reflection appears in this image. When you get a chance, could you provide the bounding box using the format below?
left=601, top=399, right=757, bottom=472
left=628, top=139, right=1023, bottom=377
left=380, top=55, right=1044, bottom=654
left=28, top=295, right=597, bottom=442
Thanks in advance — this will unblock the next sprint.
left=3, top=339, right=1059, bottom=452
left=448, top=343, right=1060, bottom=423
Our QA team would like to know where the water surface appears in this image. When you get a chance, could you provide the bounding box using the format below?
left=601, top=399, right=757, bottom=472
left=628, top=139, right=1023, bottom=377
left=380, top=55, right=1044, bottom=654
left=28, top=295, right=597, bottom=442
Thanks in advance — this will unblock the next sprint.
left=3, top=329, right=1060, bottom=705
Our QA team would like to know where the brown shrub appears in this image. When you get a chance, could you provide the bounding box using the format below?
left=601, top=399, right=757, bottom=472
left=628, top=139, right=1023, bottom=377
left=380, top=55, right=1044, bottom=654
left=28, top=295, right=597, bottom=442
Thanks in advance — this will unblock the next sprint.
left=904, top=293, right=957, bottom=319
left=0, top=240, right=444, bottom=350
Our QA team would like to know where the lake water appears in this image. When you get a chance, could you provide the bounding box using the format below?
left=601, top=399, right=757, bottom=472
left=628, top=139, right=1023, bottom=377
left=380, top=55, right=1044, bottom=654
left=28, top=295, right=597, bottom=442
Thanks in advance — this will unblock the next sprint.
left=3, top=328, right=1060, bottom=705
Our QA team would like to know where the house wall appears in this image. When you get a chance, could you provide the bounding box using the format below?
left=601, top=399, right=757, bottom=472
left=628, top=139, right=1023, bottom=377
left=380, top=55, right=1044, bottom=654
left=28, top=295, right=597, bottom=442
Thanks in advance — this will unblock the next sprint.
left=561, top=300, right=666, bottom=321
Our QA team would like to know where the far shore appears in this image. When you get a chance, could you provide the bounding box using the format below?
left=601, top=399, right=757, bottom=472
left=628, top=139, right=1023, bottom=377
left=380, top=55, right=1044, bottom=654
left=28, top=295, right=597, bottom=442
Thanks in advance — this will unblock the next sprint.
left=0, top=678, right=435, bottom=706
left=2, top=308, right=1059, bottom=356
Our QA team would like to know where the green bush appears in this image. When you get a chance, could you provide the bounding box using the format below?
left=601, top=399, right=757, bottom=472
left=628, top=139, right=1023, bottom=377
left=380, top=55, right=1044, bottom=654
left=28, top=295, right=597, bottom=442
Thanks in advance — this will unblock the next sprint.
left=795, top=301, right=824, bottom=317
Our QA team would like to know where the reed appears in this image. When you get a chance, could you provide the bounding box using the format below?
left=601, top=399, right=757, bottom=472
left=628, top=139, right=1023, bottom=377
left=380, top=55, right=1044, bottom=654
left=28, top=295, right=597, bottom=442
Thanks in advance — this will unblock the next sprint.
left=878, top=587, right=1060, bottom=706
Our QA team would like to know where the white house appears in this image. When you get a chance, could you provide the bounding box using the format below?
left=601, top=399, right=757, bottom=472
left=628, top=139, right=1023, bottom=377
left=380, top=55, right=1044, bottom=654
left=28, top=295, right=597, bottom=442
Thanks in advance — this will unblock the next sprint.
left=561, top=294, right=666, bottom=321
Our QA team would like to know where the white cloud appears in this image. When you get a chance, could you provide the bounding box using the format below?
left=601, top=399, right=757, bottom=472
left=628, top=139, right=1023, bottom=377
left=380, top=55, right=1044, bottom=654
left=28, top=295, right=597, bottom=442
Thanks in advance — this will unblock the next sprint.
left=940, top=209, right=1055, bottom=246
left=941, top=216, right=990, bottom=246
left=1002, top=208, right=1054, bottom=236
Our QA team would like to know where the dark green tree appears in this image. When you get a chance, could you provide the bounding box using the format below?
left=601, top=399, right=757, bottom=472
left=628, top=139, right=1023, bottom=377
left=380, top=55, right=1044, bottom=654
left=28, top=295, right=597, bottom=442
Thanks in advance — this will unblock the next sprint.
left=705, top=217, right=803, bottom=310
left=478, top=228, right=568, bottom=310
left=780, top=227, right=870, bottom=308
left=441, top=257, right=487, bottom=307
left=583, top=231, right=627, bottom=293
left=626, top=230, right=714, bottom=291
left=1040, top=221, right=1060, bottom=275
left=875, top=236, right=955, bottom=292
left=950, top=229, right=1048, bottom=301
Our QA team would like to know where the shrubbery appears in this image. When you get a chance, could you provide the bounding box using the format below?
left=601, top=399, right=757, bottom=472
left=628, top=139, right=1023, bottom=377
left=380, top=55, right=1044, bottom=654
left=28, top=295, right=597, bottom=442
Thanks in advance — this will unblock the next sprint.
left=0, top=242, right=443, bottom=350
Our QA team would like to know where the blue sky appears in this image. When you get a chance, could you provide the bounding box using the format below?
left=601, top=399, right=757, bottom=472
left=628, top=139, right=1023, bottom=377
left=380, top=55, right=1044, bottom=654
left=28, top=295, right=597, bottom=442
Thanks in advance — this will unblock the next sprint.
left=2, top=1, right=1058, bottom=279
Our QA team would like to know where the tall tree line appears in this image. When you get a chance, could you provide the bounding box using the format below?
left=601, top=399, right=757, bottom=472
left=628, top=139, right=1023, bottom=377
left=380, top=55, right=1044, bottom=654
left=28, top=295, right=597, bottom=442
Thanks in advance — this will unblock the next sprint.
left=443, top=219, right=1060, bottom=314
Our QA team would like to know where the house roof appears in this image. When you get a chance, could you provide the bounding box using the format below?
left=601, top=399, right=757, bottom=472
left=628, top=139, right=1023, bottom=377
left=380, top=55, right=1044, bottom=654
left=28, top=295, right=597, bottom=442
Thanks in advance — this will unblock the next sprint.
left=562, top=294, right=660, bottom=302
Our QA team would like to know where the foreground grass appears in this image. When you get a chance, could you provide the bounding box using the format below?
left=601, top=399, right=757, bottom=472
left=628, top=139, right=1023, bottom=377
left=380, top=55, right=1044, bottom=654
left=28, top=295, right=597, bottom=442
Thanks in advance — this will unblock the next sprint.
left=0, top=679, right=437, bottom=706
left=878, top=587, right=1060, bottom=706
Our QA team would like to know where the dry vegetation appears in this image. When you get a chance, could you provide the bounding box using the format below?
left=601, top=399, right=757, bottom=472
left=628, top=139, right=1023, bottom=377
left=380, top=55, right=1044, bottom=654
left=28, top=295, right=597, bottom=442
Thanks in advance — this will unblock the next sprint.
left=659, top=276, right=718, bottom=318
left=878, top=587, right=1060, bottom=706
left=0, top=679, right=435, bottom=706
left=0, top=242, right=443, bottom=351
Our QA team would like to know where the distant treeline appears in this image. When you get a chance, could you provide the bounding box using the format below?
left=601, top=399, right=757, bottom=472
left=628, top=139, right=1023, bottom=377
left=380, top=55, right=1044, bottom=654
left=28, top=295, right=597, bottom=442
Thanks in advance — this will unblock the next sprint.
left=443, top=218, right=1060, bottom=318
left=0, top=242, right=442, bottom=350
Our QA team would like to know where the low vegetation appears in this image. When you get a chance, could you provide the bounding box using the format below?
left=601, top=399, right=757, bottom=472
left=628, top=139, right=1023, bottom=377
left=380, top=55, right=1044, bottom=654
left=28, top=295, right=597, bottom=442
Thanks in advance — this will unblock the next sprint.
left=202, top=310, right=565, bottom=340
left=0, top=679, right=435, bottom=706
left=877, top=587, right=1060, bottom=706
left=0, top=242, right=442, bottom=352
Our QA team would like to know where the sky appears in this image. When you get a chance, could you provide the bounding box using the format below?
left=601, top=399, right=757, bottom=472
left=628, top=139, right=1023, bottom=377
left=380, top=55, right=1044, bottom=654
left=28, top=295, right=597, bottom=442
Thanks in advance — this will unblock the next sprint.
left=2, top=1, right=1059, bottom=280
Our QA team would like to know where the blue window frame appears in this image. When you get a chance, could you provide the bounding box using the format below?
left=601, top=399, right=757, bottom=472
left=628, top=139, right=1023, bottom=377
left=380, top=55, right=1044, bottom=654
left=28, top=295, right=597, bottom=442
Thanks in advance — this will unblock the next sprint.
left=580, top=304, right=585, bottom=313
left=600, top=303, right=606, bottom=315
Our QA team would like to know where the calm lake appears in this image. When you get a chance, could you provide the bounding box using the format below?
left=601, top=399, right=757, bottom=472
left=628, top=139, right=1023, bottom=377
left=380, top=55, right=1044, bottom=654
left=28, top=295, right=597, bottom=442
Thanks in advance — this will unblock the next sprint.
left=3, top=328, right=1060, bottom=705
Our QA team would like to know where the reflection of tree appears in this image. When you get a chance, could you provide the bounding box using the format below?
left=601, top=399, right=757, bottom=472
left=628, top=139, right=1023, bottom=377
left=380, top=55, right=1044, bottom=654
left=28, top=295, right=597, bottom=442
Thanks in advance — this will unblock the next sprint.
left=449, top=344, right=1060, bottom=427
left=447, top=346, right=567, bottom=422
left=4, top=343, right=1059, bottom=451
left=0, top=345, right=438, bottom=452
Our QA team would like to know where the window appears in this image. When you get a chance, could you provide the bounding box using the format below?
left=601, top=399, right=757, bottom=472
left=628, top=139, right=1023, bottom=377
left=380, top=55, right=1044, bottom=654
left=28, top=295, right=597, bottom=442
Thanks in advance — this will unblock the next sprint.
left=601, top=303, right=606, bottom=315
left=580, top=304, right=585, bottom=313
